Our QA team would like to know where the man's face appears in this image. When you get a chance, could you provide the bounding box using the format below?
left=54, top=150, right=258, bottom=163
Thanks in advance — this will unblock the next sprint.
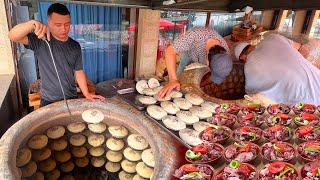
left=48, top=12, right=71, bottom=41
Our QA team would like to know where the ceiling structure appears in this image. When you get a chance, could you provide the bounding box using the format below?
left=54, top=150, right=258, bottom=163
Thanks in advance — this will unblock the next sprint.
left=54, top=0, right=320, bottom=11
left=152, top=0, right=320, bottom=11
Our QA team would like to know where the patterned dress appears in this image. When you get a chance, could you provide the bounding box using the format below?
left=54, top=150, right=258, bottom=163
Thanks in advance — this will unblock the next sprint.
left=173, top=27, right=230, bottom=64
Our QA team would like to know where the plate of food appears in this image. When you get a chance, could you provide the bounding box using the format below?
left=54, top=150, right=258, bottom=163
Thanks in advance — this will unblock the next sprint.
left=223, top=142, right=260, bottom=163
left=294, top=112, right=320, bottom=126
left=263, top=125, right=292, bottom=142
left=300, top=160, right=320, bottom=180
left=261, top=141, right=295, bottom=162
left=295, top=125, right=320, bottom=142
left=232, top=126, right=262, bottom=143
left=241, top=102, right=265, bottom=115
left=259, top=162, right=299, bottom=180
left=185, top=142, right=224, bottom=164
left=207, top=113, right=237, bottom=128
left=215, top=160, right=257, bottom=180
left=215, top=103, right=240, bottom=115
left=237, top=113, right=264, bottom=127
left=298, top=141, right=320, bottom=162
left=292, top=102, right=316, bottom=115
left=266, top=113, right=292, bottom=126
left=199, top=126, right=231, bottom=144
left=173, top=164, right=215, bottom=180
left=267, top=104, right=291, bottom=115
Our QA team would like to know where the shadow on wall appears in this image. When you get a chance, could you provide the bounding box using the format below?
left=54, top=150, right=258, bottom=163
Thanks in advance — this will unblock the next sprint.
left=0, top=75, right=20, bottom=138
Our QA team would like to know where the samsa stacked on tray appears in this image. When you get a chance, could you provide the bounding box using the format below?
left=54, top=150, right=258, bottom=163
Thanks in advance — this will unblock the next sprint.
left=144, top=90, right=220, bottom=147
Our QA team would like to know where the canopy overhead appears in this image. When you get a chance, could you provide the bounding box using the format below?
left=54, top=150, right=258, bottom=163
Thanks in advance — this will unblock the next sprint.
left=56, top=0, right=320, bottom=11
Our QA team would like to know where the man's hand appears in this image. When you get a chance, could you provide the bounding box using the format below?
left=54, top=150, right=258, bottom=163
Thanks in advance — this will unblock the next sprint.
left=158, top=80, right=181, bottom=98
left=84, top=93, right=106, bottom=101
left=32, top=20, right=51, bottom=41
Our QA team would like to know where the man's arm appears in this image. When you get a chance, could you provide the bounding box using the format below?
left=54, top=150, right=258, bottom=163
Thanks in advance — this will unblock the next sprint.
left=75, top=70, right=105, bottom=101
left=8, top=20, right=50, bottom=45
left=158, top=29, right=197, bottom=98
left=165, top=45, right=178, bottom=81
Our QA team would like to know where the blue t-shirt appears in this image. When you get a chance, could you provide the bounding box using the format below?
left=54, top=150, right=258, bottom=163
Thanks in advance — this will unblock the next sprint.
left=25, top=33, right=83, bottom=102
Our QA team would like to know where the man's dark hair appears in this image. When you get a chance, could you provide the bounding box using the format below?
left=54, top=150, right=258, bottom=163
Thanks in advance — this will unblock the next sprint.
left=208, top=45, right=226, bottom=66
left=47, top=3, right=70, bottom=17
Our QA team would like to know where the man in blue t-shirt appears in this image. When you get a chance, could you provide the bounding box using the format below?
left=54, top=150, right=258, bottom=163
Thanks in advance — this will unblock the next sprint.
left=8, top=3, right=105, bottom=106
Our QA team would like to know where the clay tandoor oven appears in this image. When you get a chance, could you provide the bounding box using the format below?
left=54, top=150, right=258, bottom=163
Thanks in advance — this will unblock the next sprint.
left=178, top=62, right=246, bottom=104
left=0, top=98, right=186, bottom=180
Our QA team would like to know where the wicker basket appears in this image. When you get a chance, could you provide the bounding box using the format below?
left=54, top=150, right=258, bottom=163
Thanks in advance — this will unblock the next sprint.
left=200, top=62, right=245, bottom=100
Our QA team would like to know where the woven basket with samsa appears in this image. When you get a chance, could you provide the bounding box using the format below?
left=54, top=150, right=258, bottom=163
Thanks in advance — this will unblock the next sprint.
left=200, top=62, right=245, bottom=100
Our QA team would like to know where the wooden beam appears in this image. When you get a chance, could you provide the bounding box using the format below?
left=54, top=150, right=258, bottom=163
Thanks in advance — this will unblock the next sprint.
left=127, top=8, right=137, bottom=79
left=205, top=12, right=211, bottom=27
left=152, top=0, right=229, bottom=11
left=275, top=10, right=288, bottom=31
left=135, top=9, right=160, bottom=77
left=301, top=10, right=313, bottom=34
left=306, top=10, right=320, bottom=38
left=292, top=10, right=307, bottom=36
left=261, top=10, right=274, bottom=29
left=228, top=0, right=320, bottom=11
left=52, top=0, right=151, bottom=8
left=270, top=10, right=280, bottom=30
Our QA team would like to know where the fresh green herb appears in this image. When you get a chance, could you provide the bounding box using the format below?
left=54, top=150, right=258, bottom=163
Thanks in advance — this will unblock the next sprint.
left=272, top=144, right=281, bottom=152
left=317, top=168, right=320, bottom=177
left=315, top=127, right=320, bottom=132
left=185, top=150, right=201, bottom=160
left=277, top=167, right=294, bottom=180
left=304, top=147, right=320, bottom=153
left=234, top=142, right=246, bottom=148
left=298, top=102, right=304, bottom=109
left=181, top=172, right=203, bottom=179
left=186, top=172, right=203, bottom=178
left=295, top=117, right=309, bottom=126
left=286, top=127, right=292, bottom=137
left=221, top=103, right=230, bottom=109
left=248, top=132, right=256, bottom=141
left=272, top=117, right=280, bottom=124
left=229, top=160, right=240, bottom=169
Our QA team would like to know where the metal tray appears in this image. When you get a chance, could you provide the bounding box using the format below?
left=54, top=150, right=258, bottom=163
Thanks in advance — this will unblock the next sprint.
left=120, top=91, right=192, bottom=149
left=119, top=91, right=150, bottom=111
left=144, top=112, right=192, bottom=149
